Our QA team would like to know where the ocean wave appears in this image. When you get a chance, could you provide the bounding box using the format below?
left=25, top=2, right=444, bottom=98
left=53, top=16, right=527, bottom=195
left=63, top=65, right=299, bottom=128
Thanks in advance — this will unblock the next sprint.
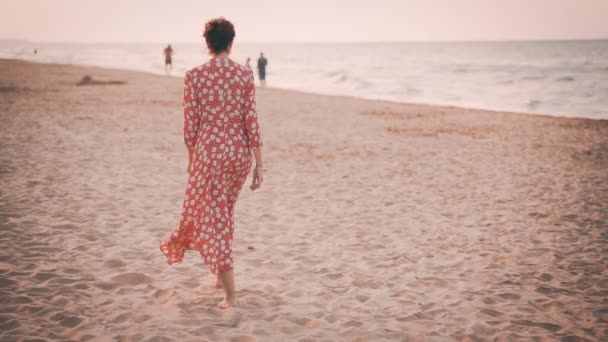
left=336, top=75, right=348, bottom=83
left=2, top=40, right=606, bottom=119
left=527, top=100, right=542, bottom=109
left=325, top=70, right=371, bottom=89
left=326, top=70, right=343, bottom=78
left=521, top=75, right=545, bottom=81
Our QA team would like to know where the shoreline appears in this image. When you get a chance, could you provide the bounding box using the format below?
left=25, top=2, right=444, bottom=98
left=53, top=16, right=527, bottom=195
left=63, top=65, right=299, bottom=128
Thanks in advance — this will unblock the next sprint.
left=4, top=57, right=606, bottom=122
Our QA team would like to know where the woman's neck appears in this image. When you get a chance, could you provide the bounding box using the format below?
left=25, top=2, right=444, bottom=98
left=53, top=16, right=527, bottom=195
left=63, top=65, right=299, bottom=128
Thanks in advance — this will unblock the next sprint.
left=213, top=51, right=230, bottom=59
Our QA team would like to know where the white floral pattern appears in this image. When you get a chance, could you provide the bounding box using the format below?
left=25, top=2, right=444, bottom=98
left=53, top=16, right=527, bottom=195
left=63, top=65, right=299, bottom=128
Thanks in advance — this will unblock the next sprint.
left=160, top=57, right=262, bottom=274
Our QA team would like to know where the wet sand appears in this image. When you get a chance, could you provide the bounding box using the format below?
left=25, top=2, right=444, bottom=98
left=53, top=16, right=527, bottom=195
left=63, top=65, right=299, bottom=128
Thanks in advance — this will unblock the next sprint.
left=1, top=59, right=607, bottom=341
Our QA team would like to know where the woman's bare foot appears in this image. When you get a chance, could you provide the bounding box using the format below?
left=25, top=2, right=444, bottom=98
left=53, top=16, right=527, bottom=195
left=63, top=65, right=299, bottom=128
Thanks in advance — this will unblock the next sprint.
left=217, top=296, right=236, bottom=309
left=213, top=276, right=223, bottom=289
left=216, top=269, right=236, bottom=309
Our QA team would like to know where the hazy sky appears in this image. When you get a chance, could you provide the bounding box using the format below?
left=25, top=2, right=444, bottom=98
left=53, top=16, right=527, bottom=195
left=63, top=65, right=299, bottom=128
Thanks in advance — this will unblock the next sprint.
left=1, top=0, right=607, bottom=43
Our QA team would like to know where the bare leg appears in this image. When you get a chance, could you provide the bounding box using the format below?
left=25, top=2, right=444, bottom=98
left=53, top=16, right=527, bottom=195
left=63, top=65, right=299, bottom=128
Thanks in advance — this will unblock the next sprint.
left=213, top=274, right=223, bottom=289
left=217, top=269, right=236, bottom=309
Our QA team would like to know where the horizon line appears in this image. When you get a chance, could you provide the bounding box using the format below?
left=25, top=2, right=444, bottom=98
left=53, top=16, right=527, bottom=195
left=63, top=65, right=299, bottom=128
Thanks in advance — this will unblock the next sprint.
left=2, top=37, right=608, bottom=45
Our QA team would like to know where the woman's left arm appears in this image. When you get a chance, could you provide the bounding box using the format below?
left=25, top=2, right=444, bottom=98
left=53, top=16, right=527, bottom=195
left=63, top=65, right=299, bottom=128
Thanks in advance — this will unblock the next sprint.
left=183, top=70, right=199, bottom=172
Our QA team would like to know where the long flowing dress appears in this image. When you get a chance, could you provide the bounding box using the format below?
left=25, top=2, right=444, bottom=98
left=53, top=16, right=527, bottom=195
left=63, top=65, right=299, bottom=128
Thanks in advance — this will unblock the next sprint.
left=160, top=56, right=262, bottom=274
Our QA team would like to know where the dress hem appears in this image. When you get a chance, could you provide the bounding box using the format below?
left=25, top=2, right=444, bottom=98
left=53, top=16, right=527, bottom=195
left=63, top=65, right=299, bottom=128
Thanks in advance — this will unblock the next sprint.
left=159, top=240, right=234, bottom=275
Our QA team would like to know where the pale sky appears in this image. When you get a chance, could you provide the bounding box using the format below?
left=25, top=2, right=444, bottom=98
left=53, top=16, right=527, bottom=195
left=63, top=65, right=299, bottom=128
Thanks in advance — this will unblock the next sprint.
left=1, top=0, right=607, bottom=43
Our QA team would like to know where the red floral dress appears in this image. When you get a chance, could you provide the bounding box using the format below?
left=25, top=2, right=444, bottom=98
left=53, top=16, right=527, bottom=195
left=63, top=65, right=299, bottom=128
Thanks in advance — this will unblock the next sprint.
left=160, top=57, right=262, bottom=274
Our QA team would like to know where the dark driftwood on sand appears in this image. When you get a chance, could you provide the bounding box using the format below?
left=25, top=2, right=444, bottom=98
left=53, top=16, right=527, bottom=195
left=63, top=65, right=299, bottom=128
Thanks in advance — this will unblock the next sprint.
left=77, top=75, right=127, bottom=86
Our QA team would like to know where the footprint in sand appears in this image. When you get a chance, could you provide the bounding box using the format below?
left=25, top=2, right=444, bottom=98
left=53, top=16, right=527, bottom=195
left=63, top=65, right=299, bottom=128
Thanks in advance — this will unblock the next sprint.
left=511, top=319, right=561, bottom=332
left=110, top=272, right=153, bottom=286
left=104, top=259, right=127, bottom=269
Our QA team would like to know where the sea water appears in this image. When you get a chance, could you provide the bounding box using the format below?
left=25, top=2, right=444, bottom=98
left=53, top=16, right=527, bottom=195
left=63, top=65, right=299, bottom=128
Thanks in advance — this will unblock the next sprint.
left=2, top=40, right=607, bottom=119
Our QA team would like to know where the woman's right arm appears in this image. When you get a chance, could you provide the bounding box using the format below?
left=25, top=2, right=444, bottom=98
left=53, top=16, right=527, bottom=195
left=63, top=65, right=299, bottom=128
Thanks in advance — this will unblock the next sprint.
left=243, top=70, right=263, bottom=149
left=243, top=70, right=264, bottom=190
left=250, top=146, right=263, bottom=191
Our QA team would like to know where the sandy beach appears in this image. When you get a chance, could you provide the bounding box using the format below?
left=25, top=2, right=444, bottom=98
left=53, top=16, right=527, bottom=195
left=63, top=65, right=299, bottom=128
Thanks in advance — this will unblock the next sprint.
left=1, top=59, right=607, bottom=341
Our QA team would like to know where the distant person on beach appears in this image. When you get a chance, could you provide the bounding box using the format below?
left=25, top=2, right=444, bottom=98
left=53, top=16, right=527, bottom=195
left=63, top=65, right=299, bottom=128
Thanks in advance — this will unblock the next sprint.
left=160, top=17, right=264, bottom=309
left=245, top=57, right=252, bottom=70
left=257, top=52, right=268, bottom=87
left=163, top=44, right=173, bottom=75
left=34, top=48, right=37, bottom=55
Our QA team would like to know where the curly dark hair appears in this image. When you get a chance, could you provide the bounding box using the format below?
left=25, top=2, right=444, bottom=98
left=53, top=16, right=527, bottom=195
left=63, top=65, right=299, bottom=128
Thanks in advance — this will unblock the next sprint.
left=203, top=17, right=235, bottom=54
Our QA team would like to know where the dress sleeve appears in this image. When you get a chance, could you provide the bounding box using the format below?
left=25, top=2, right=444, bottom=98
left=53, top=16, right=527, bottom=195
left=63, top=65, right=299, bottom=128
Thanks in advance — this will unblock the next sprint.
left=243, top=70, right=263, bottom=148
left=183, top=70, right=199, bottom=149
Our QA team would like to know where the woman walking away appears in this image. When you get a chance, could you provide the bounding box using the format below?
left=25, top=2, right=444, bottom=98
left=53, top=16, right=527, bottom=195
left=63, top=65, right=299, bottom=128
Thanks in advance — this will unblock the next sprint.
left=160, top=17, right=264, bottom=309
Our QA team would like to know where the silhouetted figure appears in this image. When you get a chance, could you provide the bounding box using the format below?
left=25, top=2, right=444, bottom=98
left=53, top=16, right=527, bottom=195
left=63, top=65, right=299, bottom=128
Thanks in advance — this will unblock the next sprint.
left=257, top=52, right=268, bottom=87
left=245, top=57, right=252, bottom=71
left=164, top=44, right=174, bottom=75
left=34, top=49, right=37, bottom=55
